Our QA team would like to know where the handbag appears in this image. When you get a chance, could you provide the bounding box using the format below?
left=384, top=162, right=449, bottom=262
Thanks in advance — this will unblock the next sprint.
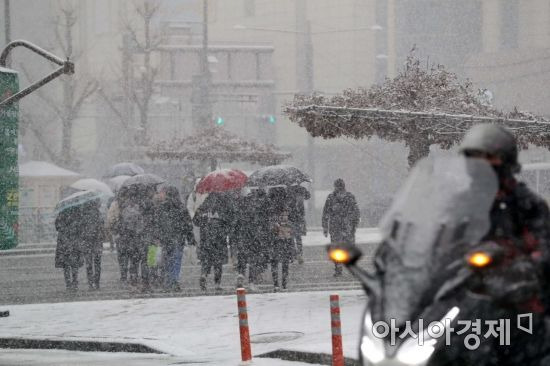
left=147, top=245, right=162, bottom=267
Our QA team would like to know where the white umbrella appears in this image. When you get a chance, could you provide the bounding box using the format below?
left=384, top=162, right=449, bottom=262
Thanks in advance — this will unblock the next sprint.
left=55, top=190, right=104, bottom=214
left=70, top=178, right=114, bottom=196
left=107, top=175, right=131, bottom=193
left=103, top=162, right=145, bottom=178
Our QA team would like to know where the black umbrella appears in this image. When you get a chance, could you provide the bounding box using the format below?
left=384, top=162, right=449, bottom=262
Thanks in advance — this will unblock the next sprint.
left=120, top=173, right=165, bottom=188
left=103, top=162, right=145, bottom=178
left=247, top=165, right=311, bottom=187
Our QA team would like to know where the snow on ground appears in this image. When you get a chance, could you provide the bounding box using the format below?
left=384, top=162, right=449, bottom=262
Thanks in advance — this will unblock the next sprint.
left=0, top=291, right=366, bottom=365
left=303, top=227, right=381, bottom=246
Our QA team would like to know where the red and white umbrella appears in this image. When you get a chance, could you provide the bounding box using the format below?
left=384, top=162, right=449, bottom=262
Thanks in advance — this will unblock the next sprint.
left=195, top=169, right=247, bottom=194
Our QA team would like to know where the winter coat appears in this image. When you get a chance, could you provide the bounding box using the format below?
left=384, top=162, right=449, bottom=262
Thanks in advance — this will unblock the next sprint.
left=484, top=180, right=550, bottom=313
left=193, top=193, right=234, bottom=264
left=153, top=199, right=194, bottom=250
left=55, top=206, right=84, bottom=269
left=79, top=201, right=105, bottom=253
left=106, top=200, right=120, bottom=236
left=288, top=186, right=309, bottom=236
left=322, top=188, right=360, bottom=244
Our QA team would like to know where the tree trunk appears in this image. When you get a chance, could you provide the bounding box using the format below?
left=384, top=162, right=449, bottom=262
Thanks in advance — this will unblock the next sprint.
left=407, top=136, right=430, bottom=167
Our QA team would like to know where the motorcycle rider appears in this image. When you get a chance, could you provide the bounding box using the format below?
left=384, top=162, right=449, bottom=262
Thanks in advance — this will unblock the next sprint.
left=458, top=124, right=550, bottom=364
left=372, top=124, right=550, bottom=365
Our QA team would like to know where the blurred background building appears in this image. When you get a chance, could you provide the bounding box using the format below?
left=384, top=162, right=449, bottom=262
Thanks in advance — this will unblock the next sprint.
left=2, top=0, right=550, bottom=226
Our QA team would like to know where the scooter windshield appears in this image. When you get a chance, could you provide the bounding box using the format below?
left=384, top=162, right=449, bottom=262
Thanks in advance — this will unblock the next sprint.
left=377, top=156, right=498, bottom=326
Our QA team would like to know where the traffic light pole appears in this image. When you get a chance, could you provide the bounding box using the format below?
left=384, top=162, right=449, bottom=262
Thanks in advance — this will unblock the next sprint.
left=0, top=41, right=74, bottom=317
left=0, top=40, right=74, bottom=108
left=192, top=0, right=212, bottom=131
left=296, top=0, right=316, bottom=223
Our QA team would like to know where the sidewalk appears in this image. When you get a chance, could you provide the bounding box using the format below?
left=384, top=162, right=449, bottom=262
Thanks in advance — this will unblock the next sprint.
left=0, top=291, right=366, bottom=365
left=0, top=228, right=381, bottom=256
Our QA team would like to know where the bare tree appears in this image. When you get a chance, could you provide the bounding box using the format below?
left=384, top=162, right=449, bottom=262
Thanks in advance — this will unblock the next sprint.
left=100, top=0, right=162, bottom=147
left=21, top=2, right=97, bottom=168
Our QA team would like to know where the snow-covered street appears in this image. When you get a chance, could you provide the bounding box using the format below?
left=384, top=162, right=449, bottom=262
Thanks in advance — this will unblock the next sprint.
left=0, top=290, right=366, bottom=365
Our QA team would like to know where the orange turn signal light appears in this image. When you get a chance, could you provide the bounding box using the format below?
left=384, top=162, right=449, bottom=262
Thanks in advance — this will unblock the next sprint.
left=468, top=251, right=492, bottom=268
left=329, top=248, right=351, bottom=264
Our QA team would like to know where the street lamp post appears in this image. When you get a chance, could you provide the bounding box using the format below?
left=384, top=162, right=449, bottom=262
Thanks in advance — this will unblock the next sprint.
left=192, top=0, right=212, bottom=131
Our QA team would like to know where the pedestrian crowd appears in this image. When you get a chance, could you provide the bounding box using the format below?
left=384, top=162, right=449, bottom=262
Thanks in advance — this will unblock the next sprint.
left=54, top=175, right=363, bottom=294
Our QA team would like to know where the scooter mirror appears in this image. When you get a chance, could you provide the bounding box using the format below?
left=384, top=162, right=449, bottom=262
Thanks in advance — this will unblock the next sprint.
left=327, top=243, right=362, bottom=265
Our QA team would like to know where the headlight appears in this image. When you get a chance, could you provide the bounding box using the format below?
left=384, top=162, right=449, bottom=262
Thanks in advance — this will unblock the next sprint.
left=467, top=251, right=492, bottom=268
left=395, top=307, right=460, bottom=366
left=361, top=311, right=386, bottom=364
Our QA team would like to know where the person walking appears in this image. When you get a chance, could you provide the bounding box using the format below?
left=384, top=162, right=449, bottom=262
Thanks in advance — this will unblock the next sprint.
left=80, top=198, right=105, bottom=290
left=118, top=185, right=155, bottom=292
left=322, top=178, right=360, bottom=277
left=55, top=206, right=84, bottom=292
left=267, top=187, right=294, bottom=291
left=289, top=185, right=310, bottom=264
left=154, top=185, right=195, bottom=291
left=106, top=188, right=130, bottom=284
left=233, top=189, right=258, bottom=289
left=194, top=192, right=233, bottom=291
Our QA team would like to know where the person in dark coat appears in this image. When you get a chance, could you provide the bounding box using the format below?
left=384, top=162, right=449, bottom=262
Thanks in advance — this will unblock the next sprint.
left=288, top=185, right=310, bottom=264
left=267, top=187, right=294, bottom=291
left=118, top=185, right=155, bottom=292
left=153, top=185, right=195, bottom=291
left=233, top=189, right=259, bottom=289
left=249, top=187, right=271, bottom=285
left=80, top=199, right=105, bottom=290
left=193, top=192, right=234, bottom=291
left=322, top=178, right=360, bottom=277
left=55, top=206, right=84, bottom=292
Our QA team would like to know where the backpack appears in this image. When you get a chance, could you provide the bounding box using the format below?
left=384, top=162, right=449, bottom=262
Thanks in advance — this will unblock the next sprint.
left=331, top=192, right=351, bottom=218
left=119, top=202, right=145, bottom=234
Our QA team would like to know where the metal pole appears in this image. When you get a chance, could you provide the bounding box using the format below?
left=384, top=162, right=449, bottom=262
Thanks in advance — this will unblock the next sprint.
left=197, top=0, right=211, bottom=131
left=296, top=0, right=316, bottom=222
left=3, top=0, right=10, bottom=67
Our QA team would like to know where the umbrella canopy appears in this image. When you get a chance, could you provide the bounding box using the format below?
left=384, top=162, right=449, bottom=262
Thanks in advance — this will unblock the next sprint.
left=247, top=165, right=311, bottom=187
left=196, top=169, right=247, bottom=194
left=55, top=190, right=103, bottom=214
left=103, top=162, right=144, bottom=178
left=120, top=173, right=165, bottom=189
left=70, top=178, right=113, bottom=196
left=107, top=175, right=131, bottom=193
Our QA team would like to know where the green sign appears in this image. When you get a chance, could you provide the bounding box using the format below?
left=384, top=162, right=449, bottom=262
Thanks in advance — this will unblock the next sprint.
left=0, top=67, right=19, bottom=250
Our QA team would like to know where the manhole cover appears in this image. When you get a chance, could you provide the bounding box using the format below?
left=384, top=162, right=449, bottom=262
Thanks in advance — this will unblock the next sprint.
left=250, top=331, right=304, bottom=344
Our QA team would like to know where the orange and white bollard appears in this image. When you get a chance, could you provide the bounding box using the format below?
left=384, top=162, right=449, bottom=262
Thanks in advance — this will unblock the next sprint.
left=237, top=288, right=252, bottom=363
left=330, top=294, right=344, bottom=366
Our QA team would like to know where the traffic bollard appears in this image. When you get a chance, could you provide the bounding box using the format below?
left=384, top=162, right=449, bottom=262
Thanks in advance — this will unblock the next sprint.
left=237, top=288, right=252, bottom=363
left=330, top=294, right=344, bottom=366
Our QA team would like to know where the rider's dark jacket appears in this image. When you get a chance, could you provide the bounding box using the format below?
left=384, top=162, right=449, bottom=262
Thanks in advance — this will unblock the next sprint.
left=485, top=178, right=550, bottom=313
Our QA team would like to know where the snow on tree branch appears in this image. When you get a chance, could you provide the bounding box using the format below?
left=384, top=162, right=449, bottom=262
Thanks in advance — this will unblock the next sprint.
left=146, top=127, right=291, bottom=166
left=284, top=54, right=550, bottom=151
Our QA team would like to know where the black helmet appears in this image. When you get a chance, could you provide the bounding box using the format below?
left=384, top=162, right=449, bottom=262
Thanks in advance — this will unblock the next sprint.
left=459, top=124, right=520, bottom=173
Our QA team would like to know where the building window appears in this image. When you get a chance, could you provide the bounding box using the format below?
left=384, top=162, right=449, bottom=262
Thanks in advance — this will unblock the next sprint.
left=500, top=0, right=519, bottom=49
left=244, top=0, right=255, bottom=17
